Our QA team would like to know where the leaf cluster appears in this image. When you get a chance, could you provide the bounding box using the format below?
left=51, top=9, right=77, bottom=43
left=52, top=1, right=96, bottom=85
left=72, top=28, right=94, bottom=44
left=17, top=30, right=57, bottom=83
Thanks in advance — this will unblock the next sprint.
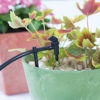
left=8, top=0, right=100, bottom=70
left=0, top=4, right=48, bottom=33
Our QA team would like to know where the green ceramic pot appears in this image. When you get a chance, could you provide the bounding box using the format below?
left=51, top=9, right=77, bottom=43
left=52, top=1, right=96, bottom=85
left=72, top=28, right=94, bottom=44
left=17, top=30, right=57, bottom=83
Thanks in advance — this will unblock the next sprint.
left=22, top=55, right=100, bottom=100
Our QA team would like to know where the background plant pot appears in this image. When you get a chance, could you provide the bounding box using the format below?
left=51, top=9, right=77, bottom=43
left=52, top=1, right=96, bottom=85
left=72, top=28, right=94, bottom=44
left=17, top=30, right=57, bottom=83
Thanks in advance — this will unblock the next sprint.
left=22, top=55, right=100, bottom=100
left=0, top=32, right=40, bottom=95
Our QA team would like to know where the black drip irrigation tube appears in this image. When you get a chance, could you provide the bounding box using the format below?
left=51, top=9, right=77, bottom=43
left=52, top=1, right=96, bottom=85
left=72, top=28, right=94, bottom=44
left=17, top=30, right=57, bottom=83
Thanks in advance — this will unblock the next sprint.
left=0, top=36, right=59, bottom=71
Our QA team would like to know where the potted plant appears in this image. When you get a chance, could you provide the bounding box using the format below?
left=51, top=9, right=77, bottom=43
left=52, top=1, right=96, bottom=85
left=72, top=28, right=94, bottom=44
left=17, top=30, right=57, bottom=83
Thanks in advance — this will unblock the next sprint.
left=7, top=0, right=100, bottom=99
left=0, top=0, right=46, bottom=95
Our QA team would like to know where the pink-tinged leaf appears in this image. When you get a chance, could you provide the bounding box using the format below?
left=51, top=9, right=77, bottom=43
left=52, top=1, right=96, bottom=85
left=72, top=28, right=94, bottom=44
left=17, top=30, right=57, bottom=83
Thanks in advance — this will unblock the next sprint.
left=44, top=41, right=51, bottom=46
left=21, top=18, right=31, bottom=26
left=76, top=0, right=100, bottom=16
left=57, top=29, right=71, bottom=34
left=63, top=16, right=75, bottom=29
left=71, top=15, right=85, bottom=23
left=36, top=9, right=53, bottom=21
left=42, top=35, right=49, bottom=40
left=66, top=51, right=87, bottom=61
left=29, top=11, right=37, bottom=20
left=51, top=16, right=62, bottom=24
left=50, top=12, right=54, bottom=16
left=42, top=6, right=54, bottom=16
left=43, top=9, right=53, bottom=17
left=75, top=28, right=95, bottom=48
left=22, top=20, right=25, bottom=23
left=27, top=34, right=40, bottom=41
left=36, top=16, right=44, bottom=21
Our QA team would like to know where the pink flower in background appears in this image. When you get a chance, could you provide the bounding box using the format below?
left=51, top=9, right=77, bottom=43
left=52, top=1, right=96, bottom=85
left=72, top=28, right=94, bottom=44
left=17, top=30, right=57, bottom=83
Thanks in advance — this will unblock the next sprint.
left=32, top=0, right=41, bottom=8
left=0, top=0, right=41, bottom=14
left=0, top=1, right=9, bottom=14
left=20, top=0, right=31, bottom=7
left=0, top=0, right=17, bottom=14
left=0, top=0, right=16, bottom=6
left=6, top=0, right=16, bottom=6
left=20, top=0, right=41, bottom=8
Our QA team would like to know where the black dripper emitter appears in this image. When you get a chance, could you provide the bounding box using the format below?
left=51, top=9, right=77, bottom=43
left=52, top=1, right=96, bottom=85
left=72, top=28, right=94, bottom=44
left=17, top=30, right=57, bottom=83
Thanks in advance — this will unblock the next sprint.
left=0, top=36, right=59, bottom=70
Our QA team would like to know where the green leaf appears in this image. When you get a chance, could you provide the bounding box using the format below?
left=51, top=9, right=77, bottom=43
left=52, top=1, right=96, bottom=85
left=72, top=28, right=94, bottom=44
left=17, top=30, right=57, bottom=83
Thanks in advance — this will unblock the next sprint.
left=92, top=58, right=100, bottom=69
left=25, top=54, right=34, bottom=63
left=67, top=30, right=80, bottom=40
left=44, top=18, right=50, bottom=23
left=38, top=51, right=49, bottom=59
left=8, top=48, right=26, bottom=52
left=45, top=54, right=56, bottom=67
left=66, top=43, right=84, bottom=56
left=0, top=13, right=10, bottom=21
left=15, top=8, right=29, bottom=18
left=96, top=28, right=100, bottom=38
left=0, top=20, right=3, bottom=24
left=0, top=23, right=8, bottom=33
left=92, top=48, right=100, bottom=68
left=58, top=48, right=68, bottom=58
left=82, top=39, right=94, bottom=48
left=66, top=43, right=87, bottom=61
left=28, top=20, right=42, bottom=31
left=45, top=28, right=56, bottom=36
left=74, top=28, right=95, bottom=48
left=28, top=5, right=35, bottom=13
left=71, top=15, right=85, bottom=23
left=63, top=16, right=75, bottom=29
left=95, top=64, right=100, bottom=68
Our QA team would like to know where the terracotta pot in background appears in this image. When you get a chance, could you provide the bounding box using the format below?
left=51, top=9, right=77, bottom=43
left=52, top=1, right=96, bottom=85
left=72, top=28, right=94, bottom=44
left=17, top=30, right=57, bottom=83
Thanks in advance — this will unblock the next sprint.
left=0, top=32, right=40, bottom=95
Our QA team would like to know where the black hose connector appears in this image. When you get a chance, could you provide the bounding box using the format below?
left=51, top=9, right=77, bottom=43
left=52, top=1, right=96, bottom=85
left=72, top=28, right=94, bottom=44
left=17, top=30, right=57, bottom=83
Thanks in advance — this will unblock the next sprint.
left=49, top=36, right=59, bottom=61
left=0, top=36, right=59, bottom=70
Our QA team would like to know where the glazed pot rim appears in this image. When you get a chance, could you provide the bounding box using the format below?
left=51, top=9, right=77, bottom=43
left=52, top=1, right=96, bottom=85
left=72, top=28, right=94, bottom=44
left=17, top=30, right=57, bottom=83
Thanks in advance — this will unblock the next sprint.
left=22, top=56, right=100, bottom=73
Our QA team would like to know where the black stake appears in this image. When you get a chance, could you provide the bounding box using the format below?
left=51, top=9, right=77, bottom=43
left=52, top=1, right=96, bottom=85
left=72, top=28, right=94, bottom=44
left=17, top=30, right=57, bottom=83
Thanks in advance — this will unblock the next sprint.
left=32, top=47, right=39, bottom=67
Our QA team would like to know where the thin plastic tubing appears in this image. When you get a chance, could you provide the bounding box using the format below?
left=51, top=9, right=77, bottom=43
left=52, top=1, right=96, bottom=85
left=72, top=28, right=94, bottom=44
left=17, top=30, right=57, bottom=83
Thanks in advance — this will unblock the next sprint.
left=0, top=50, right=33, bottom=71
left=0, top=46, right=54, bottom=71
left=0, top=47, right=54, bottom=71
left=0, top=36, right=59, bottom=71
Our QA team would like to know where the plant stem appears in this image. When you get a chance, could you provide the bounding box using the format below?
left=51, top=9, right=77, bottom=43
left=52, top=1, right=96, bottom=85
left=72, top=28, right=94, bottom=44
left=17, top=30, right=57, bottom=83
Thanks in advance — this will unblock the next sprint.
left=79, top=48, right=85, bottom=69
left=87, top=16, right=89, bottom=29
left=74, top=60, right=78, bottom=70
left=85, top=48, right=88, bottom=68
left=88, top=49, right=95, bottom=69
left=81, top=61, right=84, bottom=69
left=53, top=66, right=55, bottom=70
left=79, top=48, right=81, bottom=56
left=25, top=25, right=42, bottom=45
left=58, top=59, right=61, bottom=66
left=31, top=23, right=39, bottom=34
left=42, top=19, right=46, bottom=32
left=25, top=26, right=33, bottom=36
